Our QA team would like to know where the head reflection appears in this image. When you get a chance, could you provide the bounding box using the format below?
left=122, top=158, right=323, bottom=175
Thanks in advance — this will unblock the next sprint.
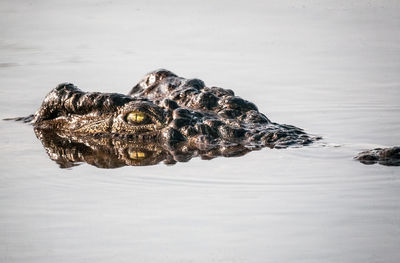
left=34, top=128, right=250, bottom=169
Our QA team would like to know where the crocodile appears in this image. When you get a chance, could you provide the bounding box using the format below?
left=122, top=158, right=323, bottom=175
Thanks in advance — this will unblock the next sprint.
left=12, top=69, right=400, bottom=168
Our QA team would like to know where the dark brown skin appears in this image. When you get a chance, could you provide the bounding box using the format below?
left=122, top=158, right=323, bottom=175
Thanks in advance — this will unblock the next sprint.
left=354, top=147, right=400, bottom=166
left=10, top=69, right=399, bottom=168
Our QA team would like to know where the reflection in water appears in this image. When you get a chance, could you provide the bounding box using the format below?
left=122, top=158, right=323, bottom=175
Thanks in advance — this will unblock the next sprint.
left=34, top=128, right=251, bottom=168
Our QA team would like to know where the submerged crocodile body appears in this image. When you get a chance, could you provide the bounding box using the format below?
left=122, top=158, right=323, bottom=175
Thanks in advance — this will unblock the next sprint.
left=18, top=69, right=400, bottom=168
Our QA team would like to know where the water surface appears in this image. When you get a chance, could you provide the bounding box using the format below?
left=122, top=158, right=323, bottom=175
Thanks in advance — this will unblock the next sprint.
left=1, top=1, right=400, bottom=262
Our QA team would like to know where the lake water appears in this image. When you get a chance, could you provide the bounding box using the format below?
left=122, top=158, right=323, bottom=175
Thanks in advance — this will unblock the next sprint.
left=1, top=0, right=400, bottom=262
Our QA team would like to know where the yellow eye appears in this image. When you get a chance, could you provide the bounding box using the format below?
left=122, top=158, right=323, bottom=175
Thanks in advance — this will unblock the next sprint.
left=126, top=111, right=146, bottom=124
left=129, top=151, right=146, bottom=160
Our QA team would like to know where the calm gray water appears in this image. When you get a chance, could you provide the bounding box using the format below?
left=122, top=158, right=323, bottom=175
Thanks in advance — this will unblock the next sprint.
left=1, top=0, right=400, bottom=262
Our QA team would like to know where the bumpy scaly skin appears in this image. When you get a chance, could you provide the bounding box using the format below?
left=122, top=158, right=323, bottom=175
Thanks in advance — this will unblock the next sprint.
left=32, top=69, right=316, bottom=151
left=355, top=147, right=400, bottom=166
left=32, top=83, right=165, bottom=140
left=127, top=69, right=317, bottom=150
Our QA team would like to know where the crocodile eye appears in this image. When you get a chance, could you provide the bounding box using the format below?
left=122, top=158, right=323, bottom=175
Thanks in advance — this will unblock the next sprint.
left=126, top=111, right=147, bottom=124
left=128, top=150, right=146, bottom=160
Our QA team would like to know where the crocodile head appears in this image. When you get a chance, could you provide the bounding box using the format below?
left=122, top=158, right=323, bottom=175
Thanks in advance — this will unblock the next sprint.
left=30, top=69, right=320, bottom=167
